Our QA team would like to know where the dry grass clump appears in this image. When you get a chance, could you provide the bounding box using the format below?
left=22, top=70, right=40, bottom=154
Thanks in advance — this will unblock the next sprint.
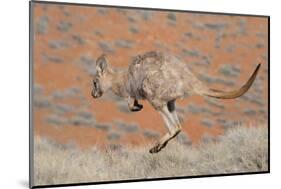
left=33, top=125, right=268, bottom=186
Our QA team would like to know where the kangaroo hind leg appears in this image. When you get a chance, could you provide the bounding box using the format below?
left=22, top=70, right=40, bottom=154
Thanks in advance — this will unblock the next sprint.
left=149, top=102, right=182, bottom=153
left=167, top=100, right=182, bottom=130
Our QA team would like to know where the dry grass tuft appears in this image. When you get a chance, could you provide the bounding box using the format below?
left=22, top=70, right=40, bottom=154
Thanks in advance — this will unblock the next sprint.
left=33, top=125, right=268, bottom=186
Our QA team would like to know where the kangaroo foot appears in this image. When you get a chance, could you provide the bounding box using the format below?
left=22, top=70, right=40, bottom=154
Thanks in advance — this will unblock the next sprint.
left=149, top=142, right=164, bottom=153
left=149, top=129, right=181, bottom=154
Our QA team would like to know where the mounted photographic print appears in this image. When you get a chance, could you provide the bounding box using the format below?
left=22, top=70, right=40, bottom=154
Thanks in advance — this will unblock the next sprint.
left=29, top=1, right=269, bottom=188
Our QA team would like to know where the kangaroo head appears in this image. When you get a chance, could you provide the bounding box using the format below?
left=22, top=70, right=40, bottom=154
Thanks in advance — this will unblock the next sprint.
left=91, top=54, right=113, bottom=98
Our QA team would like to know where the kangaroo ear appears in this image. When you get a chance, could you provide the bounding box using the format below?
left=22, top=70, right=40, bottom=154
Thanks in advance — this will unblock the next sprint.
left=96, top=54, right=107, bottom=74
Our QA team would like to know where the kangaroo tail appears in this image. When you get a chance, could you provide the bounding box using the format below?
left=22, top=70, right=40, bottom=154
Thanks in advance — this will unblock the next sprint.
left=201, top=64, right=261, bottom=99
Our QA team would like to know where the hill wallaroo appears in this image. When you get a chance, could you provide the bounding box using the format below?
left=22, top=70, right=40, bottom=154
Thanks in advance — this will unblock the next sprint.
left=91, top=51, right=261, bottom=153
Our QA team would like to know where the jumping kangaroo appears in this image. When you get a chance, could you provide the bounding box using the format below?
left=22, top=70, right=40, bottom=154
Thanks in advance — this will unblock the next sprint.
left=91, top=51, right=261, bottom=153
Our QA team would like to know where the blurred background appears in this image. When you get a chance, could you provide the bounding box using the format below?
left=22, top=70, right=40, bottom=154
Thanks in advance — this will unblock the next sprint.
left=32, top=2, right=268, bottom=150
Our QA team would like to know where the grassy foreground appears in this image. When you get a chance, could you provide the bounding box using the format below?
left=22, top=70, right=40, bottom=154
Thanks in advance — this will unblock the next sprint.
left=33, top=125, right=268, bottom=186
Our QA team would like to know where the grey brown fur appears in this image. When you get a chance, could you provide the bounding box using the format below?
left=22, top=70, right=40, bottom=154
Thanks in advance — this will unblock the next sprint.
left=92, top=51, right=261, bottom=153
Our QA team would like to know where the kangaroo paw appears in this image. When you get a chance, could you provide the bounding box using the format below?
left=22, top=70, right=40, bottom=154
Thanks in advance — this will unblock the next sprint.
left=130, top=104, right=143, bottom=112
left=136, top=103, right=143, bottom=109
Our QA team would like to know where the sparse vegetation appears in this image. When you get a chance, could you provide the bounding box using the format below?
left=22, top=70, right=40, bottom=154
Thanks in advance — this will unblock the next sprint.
left=94, top=123, right=111, bottom=131
left=36, top=15, right=49, bottom=34
left=143, top=129, right=160, bottom=139
left=98, top=41, right=115, bottom=53
left=186, top=104, right=212, bottom=115
left=115, top=120, right=139, bottom=133
left=46, top=55, right=64, bottom=63
left=167, top=12, right=177, bottom=22
left=199, top=74, right=235, bottom=86
left=129, top=25, right=139, bottom=34
left=219, top=64, right=240, bottom=77
left=57, top=21, right=72, bottom=32
left=34, top=125, right=268, bottom=186
left=72, top=34, right=85, bottom=45
left=201, top=118, right=214, bottom=128
left=204, top=23, right=228, bottom=30
left=48, top=40, right=69, bottom=49
left=115, top=39, right=135, bottom=48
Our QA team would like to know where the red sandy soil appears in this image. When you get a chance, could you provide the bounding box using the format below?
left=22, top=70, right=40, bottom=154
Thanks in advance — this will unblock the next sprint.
left=32, top=3, right=268, bottom=149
